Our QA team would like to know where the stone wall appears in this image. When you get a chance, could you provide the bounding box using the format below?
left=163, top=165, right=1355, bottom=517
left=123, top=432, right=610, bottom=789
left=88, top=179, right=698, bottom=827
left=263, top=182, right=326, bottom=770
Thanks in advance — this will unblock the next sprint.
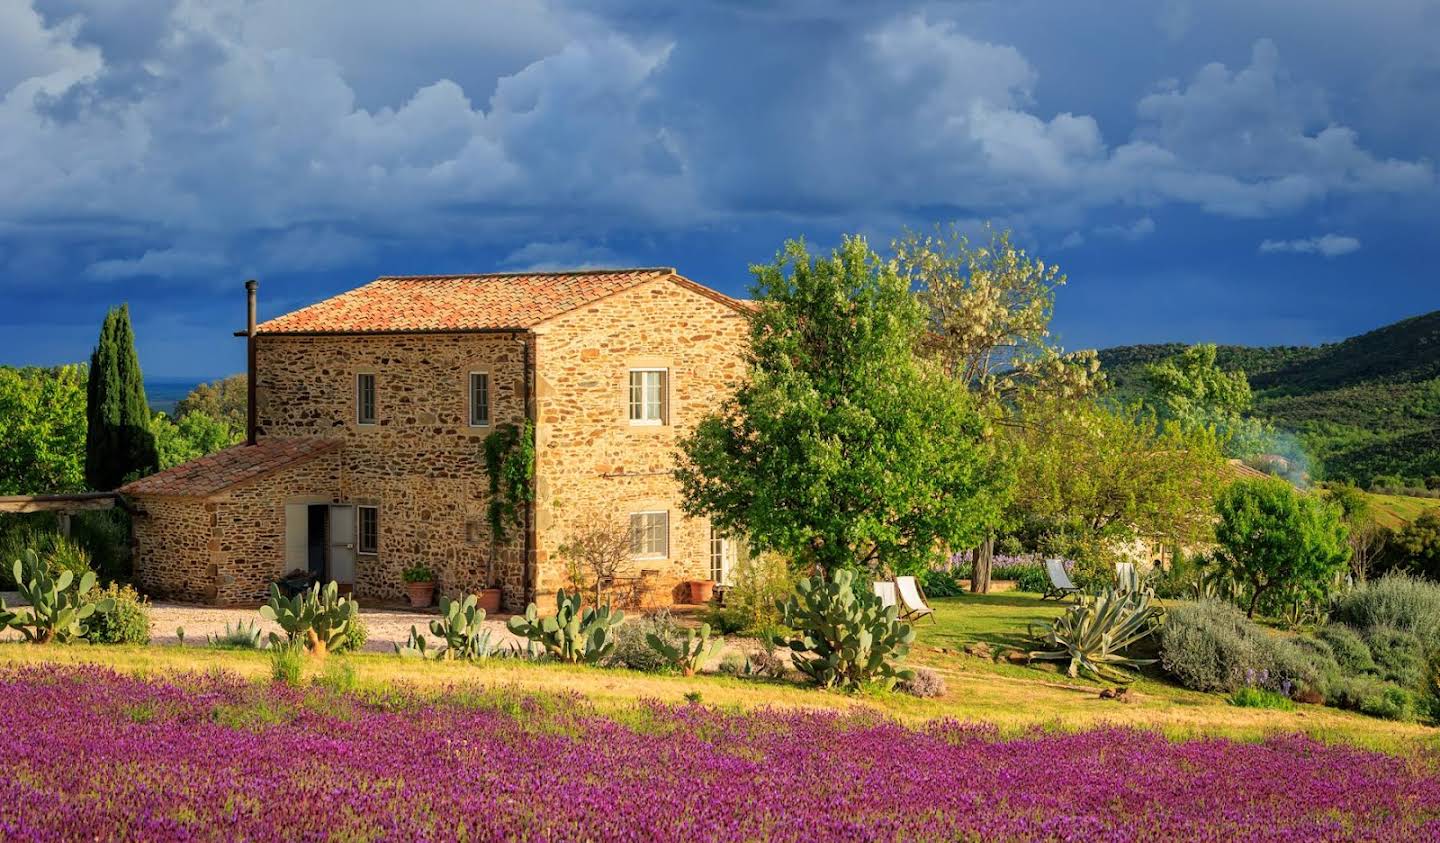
left=210, top=449, right=342, bottom=604
left=131, top=495, right=213, bottom=602
left=532, top=278, right=750, bottom=607
left=254, top=332, right=529, bottom=606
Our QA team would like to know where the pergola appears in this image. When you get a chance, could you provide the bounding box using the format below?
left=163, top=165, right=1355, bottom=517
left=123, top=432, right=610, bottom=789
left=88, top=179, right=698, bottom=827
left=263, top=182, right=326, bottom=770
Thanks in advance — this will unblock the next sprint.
left=0, top=493, right=133, bottom=535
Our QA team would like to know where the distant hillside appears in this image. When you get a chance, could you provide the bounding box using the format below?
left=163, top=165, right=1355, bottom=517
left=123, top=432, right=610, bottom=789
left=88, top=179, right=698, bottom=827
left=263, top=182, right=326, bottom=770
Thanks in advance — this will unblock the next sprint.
left=1099, top=311, right=1440, bottom=486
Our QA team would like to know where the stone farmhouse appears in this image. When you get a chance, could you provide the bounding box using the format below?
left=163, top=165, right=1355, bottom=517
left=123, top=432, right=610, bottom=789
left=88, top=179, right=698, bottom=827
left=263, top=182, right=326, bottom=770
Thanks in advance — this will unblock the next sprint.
left=121, top=269, right=753, bottom=610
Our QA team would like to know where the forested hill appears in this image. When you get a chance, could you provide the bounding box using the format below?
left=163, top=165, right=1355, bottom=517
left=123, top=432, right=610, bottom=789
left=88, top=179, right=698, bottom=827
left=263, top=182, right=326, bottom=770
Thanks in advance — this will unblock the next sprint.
left=1098, top=310, right=1440, bottom=486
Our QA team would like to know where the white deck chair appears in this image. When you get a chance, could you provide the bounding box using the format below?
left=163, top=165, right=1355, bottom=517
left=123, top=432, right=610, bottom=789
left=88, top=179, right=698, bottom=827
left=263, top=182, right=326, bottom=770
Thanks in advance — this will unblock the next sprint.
left=1042, top=559, right=1081, bottom=601
left=1115, top=562, right=1138, bottom=593
left=894, top=576, right=936, bottom=624
left=872, top=581, right=898, bottom=610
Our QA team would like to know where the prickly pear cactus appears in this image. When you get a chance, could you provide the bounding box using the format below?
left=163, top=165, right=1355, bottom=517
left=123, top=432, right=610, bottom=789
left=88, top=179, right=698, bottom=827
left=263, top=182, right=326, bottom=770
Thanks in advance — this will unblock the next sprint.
left=774, top=569, right=916, bottom=690
left=427, top=594, right=493, bottom=660
left=259, top=581, right=357, bottom=657
left=646, top=622, right=720, bottom=677
left=0, top=550, right=113, bottom=644
left=506, top=588, right=625, bottom=663
left=394, top=625, right=434, bottom=659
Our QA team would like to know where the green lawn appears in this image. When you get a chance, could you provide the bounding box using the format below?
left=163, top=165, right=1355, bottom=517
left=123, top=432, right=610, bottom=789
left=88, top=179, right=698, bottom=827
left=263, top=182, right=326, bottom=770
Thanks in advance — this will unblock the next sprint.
left=1, top=590, right=1435, bottom=754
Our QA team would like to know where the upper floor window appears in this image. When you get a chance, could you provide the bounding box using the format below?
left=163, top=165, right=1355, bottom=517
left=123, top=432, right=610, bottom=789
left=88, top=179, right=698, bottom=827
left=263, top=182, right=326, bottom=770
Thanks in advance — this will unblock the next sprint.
left=355, top=373, right=377, bottom=425
left=629, top=511, right=669, bottom=558
left=628, top=368, right=668, bottom=425
left=469, top=372, right=490, bottom=426
left=357, top=505, right=379, bottom=555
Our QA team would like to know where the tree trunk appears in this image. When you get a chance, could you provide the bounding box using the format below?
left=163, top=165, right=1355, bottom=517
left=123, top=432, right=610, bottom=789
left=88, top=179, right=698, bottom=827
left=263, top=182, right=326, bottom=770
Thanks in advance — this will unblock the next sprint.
left=971, top=536, right=995, bottom=594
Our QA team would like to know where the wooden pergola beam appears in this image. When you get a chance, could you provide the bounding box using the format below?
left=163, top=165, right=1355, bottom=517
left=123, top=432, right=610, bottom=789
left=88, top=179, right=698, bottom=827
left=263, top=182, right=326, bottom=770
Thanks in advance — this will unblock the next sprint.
left=0, top=493, right=119, bottom=514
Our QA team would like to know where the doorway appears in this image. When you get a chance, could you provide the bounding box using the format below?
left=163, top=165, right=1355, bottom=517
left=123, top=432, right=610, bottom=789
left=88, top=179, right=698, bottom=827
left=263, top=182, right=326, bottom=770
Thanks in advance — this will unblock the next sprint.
left=285, top=503, right=357, bottom=587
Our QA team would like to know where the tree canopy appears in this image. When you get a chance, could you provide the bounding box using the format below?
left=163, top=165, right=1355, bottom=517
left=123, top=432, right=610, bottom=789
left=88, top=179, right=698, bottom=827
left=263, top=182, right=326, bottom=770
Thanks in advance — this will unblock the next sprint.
left=1213, top=477, right=1350, bottom=617
left=1143, top=343, right=1273, bottom=459
left=1008, top=396, right=1227, bottom=584
left=85, top=304, right=158, bottom=490
left=173, top=374, right=247, bottom=439
left=675, top=236, right=1010, bottom=576
left=0, top=365, right=87, bottom=495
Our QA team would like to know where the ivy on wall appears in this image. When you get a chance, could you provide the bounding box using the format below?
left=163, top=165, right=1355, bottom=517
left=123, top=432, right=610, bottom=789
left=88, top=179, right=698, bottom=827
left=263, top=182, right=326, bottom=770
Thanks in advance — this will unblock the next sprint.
left=482, top=420, right=535, bottom=572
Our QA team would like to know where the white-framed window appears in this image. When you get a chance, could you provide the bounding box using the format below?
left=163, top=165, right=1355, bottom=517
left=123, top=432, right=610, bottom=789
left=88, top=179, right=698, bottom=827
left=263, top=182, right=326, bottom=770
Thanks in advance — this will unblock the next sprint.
left=710, top=527, right=745, bottom=585
left=356, top=505, right=379, bottom=555
left=468, top=372, right=490, bottom=427
left=628, top=368, right=668, bottom=425
left=355, top=373, right=377, bottom=425
left=629, top=511, right=669, bottom=558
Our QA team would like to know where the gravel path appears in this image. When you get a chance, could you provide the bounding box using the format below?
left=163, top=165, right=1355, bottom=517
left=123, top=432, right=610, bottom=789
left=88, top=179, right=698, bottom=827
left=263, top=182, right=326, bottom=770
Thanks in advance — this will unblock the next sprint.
left=0, top=595, right=525, bottom=653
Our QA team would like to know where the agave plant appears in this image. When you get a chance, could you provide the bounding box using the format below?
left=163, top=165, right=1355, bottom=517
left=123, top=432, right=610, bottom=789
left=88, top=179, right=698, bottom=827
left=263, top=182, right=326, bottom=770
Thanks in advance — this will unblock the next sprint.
left=207, top=619, right=263, bottom=649
left=1028, top=587, right=1161, bottom=682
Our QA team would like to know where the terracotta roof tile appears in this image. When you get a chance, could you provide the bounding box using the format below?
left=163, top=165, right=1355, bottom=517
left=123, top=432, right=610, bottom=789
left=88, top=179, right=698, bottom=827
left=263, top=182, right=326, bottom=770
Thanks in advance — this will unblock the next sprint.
left=120, top=439, right=340, bottom=498
left=251, top=268, right=747, bottom=335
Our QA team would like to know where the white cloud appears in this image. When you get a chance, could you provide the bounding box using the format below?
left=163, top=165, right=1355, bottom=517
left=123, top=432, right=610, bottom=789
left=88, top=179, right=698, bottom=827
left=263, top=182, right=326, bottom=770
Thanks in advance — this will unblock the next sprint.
left=502, top=240, right=625, bottom=270
left=1096, top=216, right=1156, bottom=241
left=84, top=246, right=228, bottom=280
left=1258, top=234, right=1361, bottom=257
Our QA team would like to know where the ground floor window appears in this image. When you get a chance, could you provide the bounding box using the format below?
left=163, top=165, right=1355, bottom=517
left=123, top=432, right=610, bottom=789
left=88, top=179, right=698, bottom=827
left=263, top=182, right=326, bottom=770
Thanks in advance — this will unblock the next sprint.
left=629, top=511, right=668, bottom=558
left=357, top=505, right=379, bottom=554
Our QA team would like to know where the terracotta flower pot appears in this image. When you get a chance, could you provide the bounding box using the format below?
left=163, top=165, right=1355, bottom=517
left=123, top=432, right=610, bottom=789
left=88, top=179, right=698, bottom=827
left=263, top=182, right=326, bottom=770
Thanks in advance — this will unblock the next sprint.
left=476, top=587, right=502, bottom=614
left=687, top=580, right=715, bottom=604
left=406, top=581, right=435, bottom=609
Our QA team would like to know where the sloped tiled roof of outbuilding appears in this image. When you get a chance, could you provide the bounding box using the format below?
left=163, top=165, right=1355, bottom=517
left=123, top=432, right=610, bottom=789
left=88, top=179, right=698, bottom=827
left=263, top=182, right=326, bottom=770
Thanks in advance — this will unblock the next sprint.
left=250, top=268, right=749, bottom=335
left=120, top=438, right=340, bottom=498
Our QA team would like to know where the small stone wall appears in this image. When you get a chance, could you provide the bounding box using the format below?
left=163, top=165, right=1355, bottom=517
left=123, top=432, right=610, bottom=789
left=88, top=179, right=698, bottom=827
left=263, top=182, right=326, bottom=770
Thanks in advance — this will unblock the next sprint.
left=131, top=495, right=214, bottom=602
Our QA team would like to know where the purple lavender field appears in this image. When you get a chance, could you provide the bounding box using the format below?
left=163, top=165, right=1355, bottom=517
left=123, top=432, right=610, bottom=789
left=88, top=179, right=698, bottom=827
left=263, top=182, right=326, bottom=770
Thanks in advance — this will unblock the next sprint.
left=2, top=667, right=1438, bottom=841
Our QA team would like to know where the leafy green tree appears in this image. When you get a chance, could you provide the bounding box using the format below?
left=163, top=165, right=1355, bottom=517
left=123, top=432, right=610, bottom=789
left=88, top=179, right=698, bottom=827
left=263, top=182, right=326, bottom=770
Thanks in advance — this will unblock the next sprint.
left=1395, top=512, right=1440, bottom=580
left=675, top=236, right=1010, bottom=576
left=0, top=365, right=87, bottom=494
left=1214, top=478, right=1351, bottom=617
left=173, top=374, right=247, bottom=438
left=1009, top=397, right=1226, bottom=584
left=1144, top=344, right=1273, bottom=458
left=85, top=305, right=158, bottom=490
left=151, top=410, right=241, bottom=470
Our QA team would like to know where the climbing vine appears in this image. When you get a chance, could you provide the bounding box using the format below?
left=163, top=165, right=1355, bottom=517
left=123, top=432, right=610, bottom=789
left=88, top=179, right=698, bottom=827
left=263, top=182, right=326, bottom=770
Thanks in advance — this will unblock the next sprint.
left=482, top=420, right=535, bottom=559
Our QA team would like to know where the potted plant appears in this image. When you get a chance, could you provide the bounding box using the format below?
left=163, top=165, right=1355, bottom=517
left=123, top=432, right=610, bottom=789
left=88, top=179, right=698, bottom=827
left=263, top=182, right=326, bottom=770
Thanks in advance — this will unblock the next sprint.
left=687, top=579, right=715, bottom=605
left=476, top=583, right=502, bottom=614
left=402, top=564, right=436, bottom=608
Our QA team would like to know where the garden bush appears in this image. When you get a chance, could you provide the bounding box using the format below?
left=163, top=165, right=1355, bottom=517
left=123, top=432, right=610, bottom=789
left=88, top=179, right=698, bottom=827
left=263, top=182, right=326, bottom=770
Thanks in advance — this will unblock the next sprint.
left=709, top=552, right=793, bottom=634
left=920, top=567, right=966, bottom=598
left=608, top=609, right=681, bottom=672
left=1316, top=624, right=1376, bottom=674
left=81, top=582, right=150, bottom=645
left=1159, top=600, right=1322, bottom=695
left=1332, top=574, right=1440, bottom=653
left=336, top=614, right=368, bottom=654
left=1362, top=626, right=1426, bottom=688
left=69, top=509, right=132, bottom=582
left=0, top=525, right=93, bottom=589
left=898, top=667, right=947, bottom=698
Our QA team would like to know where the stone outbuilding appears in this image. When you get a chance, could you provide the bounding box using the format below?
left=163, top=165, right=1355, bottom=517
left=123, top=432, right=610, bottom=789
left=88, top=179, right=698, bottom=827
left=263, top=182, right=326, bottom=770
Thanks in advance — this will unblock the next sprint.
left=122, top=268, right=753, bottom=610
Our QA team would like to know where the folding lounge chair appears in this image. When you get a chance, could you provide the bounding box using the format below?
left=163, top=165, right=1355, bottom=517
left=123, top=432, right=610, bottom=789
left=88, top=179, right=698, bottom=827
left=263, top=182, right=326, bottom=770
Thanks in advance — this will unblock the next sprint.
left=1114, top=562, right=1138, bottom=593
left=1042, top=559, right=1081, bottom=601
left=895, top=576, right=936, bottom=624
left=872, top=581, right=899, bottom=610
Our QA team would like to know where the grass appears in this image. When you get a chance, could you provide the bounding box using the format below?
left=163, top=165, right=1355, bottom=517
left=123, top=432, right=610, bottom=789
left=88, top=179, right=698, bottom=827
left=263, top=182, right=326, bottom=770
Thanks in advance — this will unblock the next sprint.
left=1363, top=490, right=1440, bottom=530
left=0, top=591, right=1436, bottom=754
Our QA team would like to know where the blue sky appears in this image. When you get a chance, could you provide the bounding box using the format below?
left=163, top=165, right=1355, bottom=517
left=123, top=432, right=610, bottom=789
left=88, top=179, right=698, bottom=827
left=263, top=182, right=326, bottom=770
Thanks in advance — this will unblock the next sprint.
left=1, top=0, right=1437, bottom=377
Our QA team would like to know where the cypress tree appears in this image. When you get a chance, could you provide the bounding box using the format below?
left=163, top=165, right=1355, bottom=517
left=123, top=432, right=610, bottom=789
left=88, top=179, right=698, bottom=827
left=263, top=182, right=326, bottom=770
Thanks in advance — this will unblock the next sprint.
left=85, top=304, right=158, bottom=490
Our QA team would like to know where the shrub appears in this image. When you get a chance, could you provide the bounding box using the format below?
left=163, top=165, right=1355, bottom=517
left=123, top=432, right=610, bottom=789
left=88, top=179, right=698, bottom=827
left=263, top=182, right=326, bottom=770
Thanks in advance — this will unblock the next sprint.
left=336, top=614, right=369, bottom=654
left=1332, top=575, right=1440, bottom=653
left=1362, top=626, right=1426, bottom=688
left=0, top=526, right=93, bottom=589
left=69, top=509, right=131, bottom=582
left=1329, top=675, right=1420, bottom=721
left=898, top=667, right=947, bottom=698
left=1029, top=588, right=1160, bottom=682
left=1317, top=624, right=1377, bottom=674
left=717, top=652, right=747, bottom=675
left=712, top=552, right=793, bottom=634
left=920, top=567, right=966, bottom=598
left=1159, top=600, right=1320, bottom=695
left=775, top=569, right=915, bottom=691
left=81, top=582, right=150, bottom=645
left=269, top=642, right=304, bottom=685
left=608, top=609, right=681, bottom=671
left=1229, top=686, right=1295, bottom=710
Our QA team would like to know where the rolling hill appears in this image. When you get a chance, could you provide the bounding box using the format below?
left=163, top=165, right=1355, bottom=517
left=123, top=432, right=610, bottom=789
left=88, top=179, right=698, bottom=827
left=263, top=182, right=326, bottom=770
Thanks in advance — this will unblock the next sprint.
left=1098, top=310, right=1440, bottom=486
